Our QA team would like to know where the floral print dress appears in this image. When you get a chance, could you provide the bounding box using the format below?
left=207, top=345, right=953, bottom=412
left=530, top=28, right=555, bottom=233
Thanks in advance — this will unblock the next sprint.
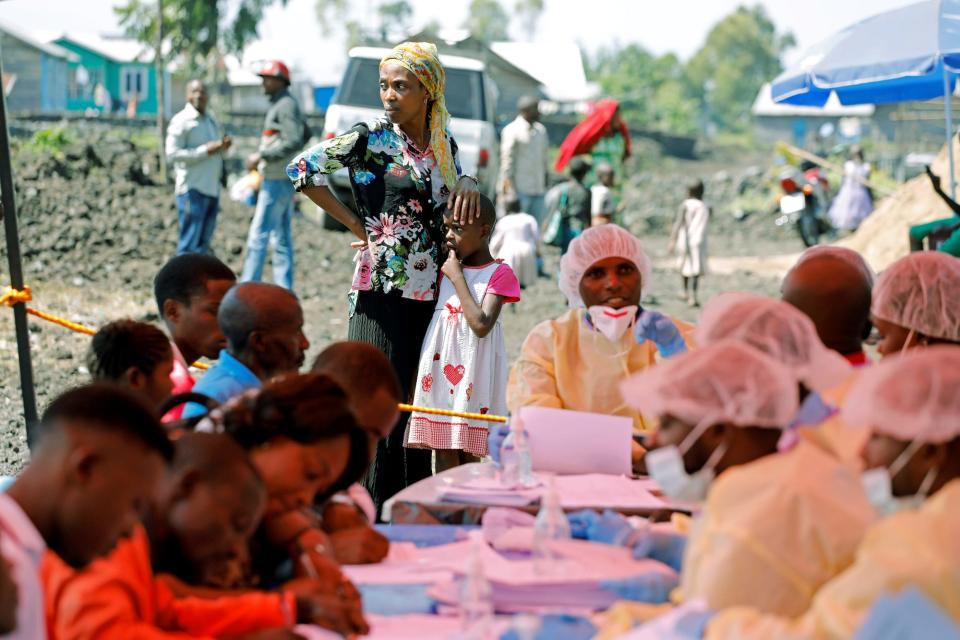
left=288, top=116, right=461, bottom=302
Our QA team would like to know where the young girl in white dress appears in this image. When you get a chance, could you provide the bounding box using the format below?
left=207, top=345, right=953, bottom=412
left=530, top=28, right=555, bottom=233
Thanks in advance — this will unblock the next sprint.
left=406, top=195, right=521, bottom=472
left=670, top=179, right=710, bottom=307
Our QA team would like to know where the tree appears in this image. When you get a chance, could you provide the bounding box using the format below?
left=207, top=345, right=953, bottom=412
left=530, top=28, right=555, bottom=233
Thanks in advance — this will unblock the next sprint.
left=514, top=0, right=544, bottom=40
left=115, top=0, right=288, bottom=73
left=587, top=45, right=700, bottom=135
left=463, top=0, right=509, bottom=43
left=686, top=5, right=795, bottom=131
left=315, top=0, right=413, bottom=48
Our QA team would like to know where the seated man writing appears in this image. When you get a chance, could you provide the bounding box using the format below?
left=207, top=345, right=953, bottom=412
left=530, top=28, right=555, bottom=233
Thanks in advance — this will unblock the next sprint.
left=88, top=319, right=175, bottom=413
left=43, top=432, right=367, bottom=639
left=182, top=282, right=309, bottom=418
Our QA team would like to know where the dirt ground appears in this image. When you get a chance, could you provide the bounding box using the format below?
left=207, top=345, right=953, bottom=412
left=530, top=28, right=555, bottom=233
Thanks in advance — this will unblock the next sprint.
left=0, top=130, right=799, bottom=474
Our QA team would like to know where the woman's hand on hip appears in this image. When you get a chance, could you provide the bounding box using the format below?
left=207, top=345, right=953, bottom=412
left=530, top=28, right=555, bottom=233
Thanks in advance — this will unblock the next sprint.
left=449, top=176, right=481, bottom=225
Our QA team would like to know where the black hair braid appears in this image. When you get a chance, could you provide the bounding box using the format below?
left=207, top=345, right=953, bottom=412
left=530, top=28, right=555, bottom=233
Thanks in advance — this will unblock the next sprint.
left=220, top=373, right=358, bottom=449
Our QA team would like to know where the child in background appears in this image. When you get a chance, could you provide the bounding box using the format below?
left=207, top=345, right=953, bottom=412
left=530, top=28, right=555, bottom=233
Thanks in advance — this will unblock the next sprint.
left=490, top=199, right=540, bottom=289
left=590, top=162, right=619, bottom=227
left=154, top=254, right=237, bottom=421
left=669, top=179, right=710, bottom=307
left=407, top=194, right=521, bottom=472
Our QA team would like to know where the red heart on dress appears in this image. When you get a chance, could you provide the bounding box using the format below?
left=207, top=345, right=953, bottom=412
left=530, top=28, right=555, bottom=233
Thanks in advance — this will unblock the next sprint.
left=433, top=353, right=441, bottom=361
left=443, top=364, right=465, bottom=386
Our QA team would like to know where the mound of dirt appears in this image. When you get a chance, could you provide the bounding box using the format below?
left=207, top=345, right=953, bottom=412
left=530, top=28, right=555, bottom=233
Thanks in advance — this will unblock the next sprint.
left=3, top=133, right=251, bottom=290
left=840, top=136, right=960, bottom=271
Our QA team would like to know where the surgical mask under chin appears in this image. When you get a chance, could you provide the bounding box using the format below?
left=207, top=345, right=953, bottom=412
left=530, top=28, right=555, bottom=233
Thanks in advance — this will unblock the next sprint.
left=587, top=305, right=638, bottom=343
left=861, top=440, right=938, bottom=515
left=646, top=419, right=729, bottom=502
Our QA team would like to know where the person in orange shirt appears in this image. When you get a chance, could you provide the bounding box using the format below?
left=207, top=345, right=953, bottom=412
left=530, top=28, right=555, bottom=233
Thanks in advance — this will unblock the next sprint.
left=43, top=432, right=369, bottom=639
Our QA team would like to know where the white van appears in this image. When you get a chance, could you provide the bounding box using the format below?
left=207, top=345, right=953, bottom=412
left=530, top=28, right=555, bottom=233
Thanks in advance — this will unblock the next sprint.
left=319, top=47, right=499, bottom=227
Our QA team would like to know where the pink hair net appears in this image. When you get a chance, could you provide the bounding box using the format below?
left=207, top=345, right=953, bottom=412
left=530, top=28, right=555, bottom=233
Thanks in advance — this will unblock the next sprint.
left=871, top=252, right=960, bottom=342
left=558, top=224, right=652, bottom=308
left=841, top=345, right=960, bottom=443
left=619, top=340, right=799, bottom=430
left=695, top=292, right=852, bottom=393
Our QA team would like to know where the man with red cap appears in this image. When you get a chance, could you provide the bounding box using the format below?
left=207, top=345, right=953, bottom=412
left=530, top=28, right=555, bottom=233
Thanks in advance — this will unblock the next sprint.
left=241, top=60, right=309, bottom=291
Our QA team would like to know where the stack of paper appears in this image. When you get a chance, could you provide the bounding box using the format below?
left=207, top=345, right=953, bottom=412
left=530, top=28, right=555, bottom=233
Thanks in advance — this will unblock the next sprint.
left=435, top=473, right=666, bottom=511
left=434, top=475, right=541, bottom=507
left=295, top=615, right=513, bottom=639
left=426, top=538, right=677, bottom=613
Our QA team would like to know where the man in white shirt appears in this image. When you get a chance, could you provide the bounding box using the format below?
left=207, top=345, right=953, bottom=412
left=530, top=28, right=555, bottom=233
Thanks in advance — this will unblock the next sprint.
left=166, top=80, right=231, bottom=255
left=0, top=385, right=172, bottom=639
left=500, top=95, right=550, bottom=225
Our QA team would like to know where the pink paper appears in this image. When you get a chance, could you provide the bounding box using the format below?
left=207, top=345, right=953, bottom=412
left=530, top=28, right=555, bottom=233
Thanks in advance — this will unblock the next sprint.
left=518, top=406, right=632, bottom=475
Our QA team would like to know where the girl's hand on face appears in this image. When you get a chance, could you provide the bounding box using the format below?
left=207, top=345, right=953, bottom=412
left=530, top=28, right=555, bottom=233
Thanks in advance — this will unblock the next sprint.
left=450, top=177, right=481, bottom=225
left=441, top=250, right=463, bottom=281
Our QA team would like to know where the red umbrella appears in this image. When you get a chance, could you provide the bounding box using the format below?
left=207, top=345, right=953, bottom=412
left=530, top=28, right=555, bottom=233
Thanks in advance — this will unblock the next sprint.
left=554, top=99, right=632, bottom=172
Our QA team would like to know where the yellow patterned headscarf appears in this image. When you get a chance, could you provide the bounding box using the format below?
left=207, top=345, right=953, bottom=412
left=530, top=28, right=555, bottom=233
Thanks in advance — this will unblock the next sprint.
left=380, top=42, right=458, bottom=191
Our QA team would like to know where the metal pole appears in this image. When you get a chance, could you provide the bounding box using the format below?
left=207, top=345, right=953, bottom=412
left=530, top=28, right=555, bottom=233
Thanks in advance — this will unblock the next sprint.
left=0, top=47, right=39, bottom=444
left=156, top=0, right=168, bottom=182
left=944, top=65, right=956, bottom=199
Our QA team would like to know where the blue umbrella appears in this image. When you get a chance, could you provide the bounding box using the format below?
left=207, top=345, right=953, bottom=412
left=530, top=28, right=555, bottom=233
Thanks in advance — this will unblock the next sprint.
left=772, top=0, right=960, bottom=195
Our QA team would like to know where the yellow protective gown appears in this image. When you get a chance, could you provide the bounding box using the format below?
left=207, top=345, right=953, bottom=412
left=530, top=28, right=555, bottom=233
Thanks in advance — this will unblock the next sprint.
left=680, top=439, right=876, bottom=617
left=705, top=478, right=960, bottom=640
left=804, top=368, right=870, bottom=473
left=506, top=308, right=694, bottom=432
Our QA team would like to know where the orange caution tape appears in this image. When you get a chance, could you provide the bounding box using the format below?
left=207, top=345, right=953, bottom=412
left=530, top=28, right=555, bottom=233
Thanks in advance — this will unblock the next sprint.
left=2, top=284, right=210, bottom=370
left=397, top=402, right=508, bottom=424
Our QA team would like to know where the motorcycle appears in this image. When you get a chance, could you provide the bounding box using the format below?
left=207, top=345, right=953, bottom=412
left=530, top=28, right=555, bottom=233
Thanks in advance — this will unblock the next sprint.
left=776, top=163, right=831, bottom=247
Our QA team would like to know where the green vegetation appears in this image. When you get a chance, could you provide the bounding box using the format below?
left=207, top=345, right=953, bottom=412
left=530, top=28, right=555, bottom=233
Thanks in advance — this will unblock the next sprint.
left=27, top=127, right=74, bottom=157
left=115, top=0, right=290, bottom=74
left=588, top=4, right=794, bottom=137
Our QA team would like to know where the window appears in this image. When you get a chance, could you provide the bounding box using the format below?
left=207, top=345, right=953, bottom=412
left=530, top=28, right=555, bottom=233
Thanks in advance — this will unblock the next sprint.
left=119, top=67, right=149, bottom=102
left=69, top=65, right=100, bottom=100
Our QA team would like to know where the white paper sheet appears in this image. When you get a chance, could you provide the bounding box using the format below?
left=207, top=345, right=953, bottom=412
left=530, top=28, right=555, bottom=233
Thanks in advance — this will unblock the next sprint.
left=519, top=406, right=632, bottom=475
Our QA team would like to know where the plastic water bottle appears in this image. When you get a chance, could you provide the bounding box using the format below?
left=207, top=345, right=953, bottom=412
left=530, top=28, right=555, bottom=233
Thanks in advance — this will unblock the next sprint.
left=533, top=477, right=571, bottom=576
left=500, top=419, right=534, bottom=488
left=460, top=530, right=494, bottom=638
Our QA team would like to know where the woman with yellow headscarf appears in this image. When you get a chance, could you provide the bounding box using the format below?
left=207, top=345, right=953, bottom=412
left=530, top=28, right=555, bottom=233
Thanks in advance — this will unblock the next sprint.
left=288, top=42, right=481, bottom=513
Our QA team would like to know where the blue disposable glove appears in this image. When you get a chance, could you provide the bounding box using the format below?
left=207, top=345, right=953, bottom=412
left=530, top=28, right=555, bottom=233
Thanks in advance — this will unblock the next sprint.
left=632, top=529, right=688, bottom=573
left=567, top=509, right=634, bottom=546
left=853, top=587, right=960, bottom=640
left=501, top=614, right=597, bottom=640
left=635, top=310, right=687, bottom=357
left=487, top=423, right=511, bottom=464
left=600, top=570, right=679, bottom=604
left=673, top=610, right=715, bottom=639
left=358, top=583, right=436, bottom=615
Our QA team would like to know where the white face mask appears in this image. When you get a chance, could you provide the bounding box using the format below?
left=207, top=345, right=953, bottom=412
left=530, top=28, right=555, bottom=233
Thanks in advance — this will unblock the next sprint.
left=899, top=328, right=916, bottom=356
left=646, top=418, right=729, bottom=502
left=861, top=440, right=938, bottom=515
left=586, top=305, right=638, bottom=343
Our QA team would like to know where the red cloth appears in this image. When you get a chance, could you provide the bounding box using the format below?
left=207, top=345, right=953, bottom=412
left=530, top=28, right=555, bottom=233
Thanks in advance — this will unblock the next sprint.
left=843, top=351, right=870, bottom=367
left=554, top=99, right=632, bottom=172
left=162, top=342, right=195, bottom=423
